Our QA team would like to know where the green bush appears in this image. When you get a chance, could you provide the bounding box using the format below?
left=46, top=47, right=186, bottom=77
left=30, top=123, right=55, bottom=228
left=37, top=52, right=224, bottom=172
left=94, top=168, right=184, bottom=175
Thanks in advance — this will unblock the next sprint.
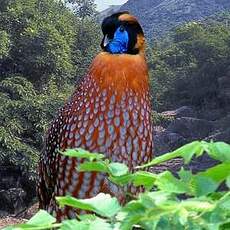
left=0, top=0, right=100, bottom=174
left=0, top=76, right=72, bottom=173
left=149, top=18, right=230, bottom=111
left=5, top=141, right=230, bottom=230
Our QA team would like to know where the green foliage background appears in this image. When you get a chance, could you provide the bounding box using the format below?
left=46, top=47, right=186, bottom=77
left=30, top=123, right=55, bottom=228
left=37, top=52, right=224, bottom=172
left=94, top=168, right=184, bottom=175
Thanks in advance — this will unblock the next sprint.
left=0, top=0, right=100, bottom=173
left=0, top=0, right=230, bottom=175
left=149, top=13, right=230, bottom=111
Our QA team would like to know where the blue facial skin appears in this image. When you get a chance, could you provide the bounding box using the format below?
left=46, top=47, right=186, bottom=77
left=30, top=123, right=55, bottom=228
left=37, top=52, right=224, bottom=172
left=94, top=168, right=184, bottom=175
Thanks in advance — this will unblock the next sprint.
left=106, top=26, right=129, bottom=54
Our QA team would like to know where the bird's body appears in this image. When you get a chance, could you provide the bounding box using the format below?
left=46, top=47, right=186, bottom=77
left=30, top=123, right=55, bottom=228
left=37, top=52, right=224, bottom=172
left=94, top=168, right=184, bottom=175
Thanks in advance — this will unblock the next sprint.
left=38, top=12, right=153, bottom=221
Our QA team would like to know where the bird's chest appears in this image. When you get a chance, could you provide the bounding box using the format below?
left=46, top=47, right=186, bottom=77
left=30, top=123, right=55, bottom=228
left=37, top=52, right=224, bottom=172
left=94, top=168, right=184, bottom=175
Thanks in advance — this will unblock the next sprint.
left=59, top=78, right=153, bottom=168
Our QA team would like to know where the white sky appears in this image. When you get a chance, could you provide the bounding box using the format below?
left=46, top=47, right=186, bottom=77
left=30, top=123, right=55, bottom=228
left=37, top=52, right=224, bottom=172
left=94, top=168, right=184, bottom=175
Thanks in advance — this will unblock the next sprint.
left=95, top=0, right=128, bottom=11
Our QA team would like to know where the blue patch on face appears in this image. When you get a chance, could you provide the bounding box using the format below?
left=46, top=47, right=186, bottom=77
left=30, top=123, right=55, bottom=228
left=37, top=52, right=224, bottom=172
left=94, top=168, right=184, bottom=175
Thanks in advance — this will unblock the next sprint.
left=106, top=26, right=129, bottom=54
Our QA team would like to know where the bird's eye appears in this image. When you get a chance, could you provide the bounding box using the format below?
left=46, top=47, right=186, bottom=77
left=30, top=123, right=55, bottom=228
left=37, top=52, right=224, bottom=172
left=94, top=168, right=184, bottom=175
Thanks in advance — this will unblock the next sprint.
left=119, top=26, right=125, bottom=32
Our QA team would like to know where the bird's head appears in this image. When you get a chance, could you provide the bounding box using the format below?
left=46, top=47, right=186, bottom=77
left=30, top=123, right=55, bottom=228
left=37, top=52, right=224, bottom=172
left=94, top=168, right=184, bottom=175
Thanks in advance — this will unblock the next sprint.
left=101, top=12, right=145, bottom=55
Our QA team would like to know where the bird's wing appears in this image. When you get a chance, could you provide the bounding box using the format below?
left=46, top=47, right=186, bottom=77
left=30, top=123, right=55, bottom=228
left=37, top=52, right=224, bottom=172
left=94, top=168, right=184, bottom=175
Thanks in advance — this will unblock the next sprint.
left=37, top=104, right=69, bottom=209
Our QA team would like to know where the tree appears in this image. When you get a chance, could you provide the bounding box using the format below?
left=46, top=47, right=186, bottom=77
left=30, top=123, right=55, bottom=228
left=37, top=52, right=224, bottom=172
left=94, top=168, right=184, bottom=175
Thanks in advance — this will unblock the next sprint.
left=149, top=19, right=230, bottom=111
left=66, top=0, right=96, bottom=20
left=0, top=0, right=77, bottom=88
left=0, top=0, right=101, bottom=175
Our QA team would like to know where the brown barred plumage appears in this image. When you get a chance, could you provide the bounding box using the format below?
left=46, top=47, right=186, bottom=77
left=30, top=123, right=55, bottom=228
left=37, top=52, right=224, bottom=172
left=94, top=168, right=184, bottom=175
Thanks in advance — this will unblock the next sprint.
left=38, top=12, right=153, bottom=221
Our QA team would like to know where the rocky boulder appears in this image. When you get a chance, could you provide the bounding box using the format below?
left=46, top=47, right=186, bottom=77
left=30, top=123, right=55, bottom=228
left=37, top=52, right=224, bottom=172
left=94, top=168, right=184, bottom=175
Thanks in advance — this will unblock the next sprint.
left=161, top=106, right=196, bottom=118
left=166, top=117, right=214, bottom=140
left=0, top=166, right=36, bottom=217
left=153, top=106, right=229, bottom=156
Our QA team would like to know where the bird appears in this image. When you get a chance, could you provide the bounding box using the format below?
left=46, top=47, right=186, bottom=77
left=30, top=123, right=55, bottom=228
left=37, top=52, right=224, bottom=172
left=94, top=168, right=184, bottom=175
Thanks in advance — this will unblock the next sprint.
left=37, top=11, right=153, bottom=221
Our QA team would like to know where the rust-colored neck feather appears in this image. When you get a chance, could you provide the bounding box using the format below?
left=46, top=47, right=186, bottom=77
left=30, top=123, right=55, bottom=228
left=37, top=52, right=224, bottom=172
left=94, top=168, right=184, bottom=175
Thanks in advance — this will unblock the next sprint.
left=88, top=52, right=149, bottom=96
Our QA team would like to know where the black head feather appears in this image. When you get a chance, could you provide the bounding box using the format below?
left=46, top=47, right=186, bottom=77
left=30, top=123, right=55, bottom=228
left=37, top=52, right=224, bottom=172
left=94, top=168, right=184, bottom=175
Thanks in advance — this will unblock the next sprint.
left=101, top=12, right=144, bottom=55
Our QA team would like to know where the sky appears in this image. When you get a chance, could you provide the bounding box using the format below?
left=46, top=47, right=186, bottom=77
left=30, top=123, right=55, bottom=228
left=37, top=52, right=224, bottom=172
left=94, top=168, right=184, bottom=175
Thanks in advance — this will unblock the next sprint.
left=95, top=0, right=128, bottom=11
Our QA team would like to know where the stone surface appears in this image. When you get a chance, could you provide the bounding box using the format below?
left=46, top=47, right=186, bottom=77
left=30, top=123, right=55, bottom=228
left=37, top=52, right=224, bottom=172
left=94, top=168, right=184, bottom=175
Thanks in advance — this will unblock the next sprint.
left=0, top=166, right=36, bottom=217
left=0, top=188, right=26, bottom=217
left=154, top=131, right=186, bottom=156
left=153, top=107, right=230, bottom=156
left=166, top=117, right=214, bottom=140
left=161, top=106, right=196, bottom=119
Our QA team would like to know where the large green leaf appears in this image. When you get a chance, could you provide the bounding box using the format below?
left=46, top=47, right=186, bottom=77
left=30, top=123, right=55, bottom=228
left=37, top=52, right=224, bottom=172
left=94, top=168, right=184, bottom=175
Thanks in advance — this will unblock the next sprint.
left=60, top=218, right=113, bottom=230
left=190, top=175, right=219, bottom=197
left=108, top=163, right=129, bottom=177
left=56, top=193, right=121, bottom=218
left=132, top=171, right=157, bottom=190
left=61, top=148, right=104, bottom=161
left=198, top=163, right=230, bottom=183
left=26, top=210, right=56, bottom=226
left=207, top=142, right=230, bottom=163
left=155, top=171, right=189, bottom=194
left=78, top=161, right=108, bottom=173
left=137, top=141, right=203, bottom=168
left=3, top=210, right=59, bottom=230
left=60, top=220, right=88, bottom=230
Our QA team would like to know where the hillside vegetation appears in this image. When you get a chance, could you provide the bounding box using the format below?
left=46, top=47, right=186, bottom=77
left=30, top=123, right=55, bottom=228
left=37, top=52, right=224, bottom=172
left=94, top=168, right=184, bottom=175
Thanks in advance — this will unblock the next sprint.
left=0, top=0, right=100, bottom=173
left=148, top=13, right=230, bottom=112
left=120, top=0, right=230, bottom=39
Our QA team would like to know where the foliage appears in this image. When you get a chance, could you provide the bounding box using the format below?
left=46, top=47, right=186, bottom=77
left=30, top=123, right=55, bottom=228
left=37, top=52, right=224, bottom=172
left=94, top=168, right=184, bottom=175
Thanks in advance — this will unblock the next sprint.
left=0, top=30, right=10, bottom=59
left=0, top=76, right=72, bottom=172
left=0, top=0, right=100, bottom=174
left=5, top=141, right=230, bottom=229
left=67, top=0, right=97, bottom=20
left=149, top=19, right=230, bottom=111
left=0, top=0, right=77, bottom=87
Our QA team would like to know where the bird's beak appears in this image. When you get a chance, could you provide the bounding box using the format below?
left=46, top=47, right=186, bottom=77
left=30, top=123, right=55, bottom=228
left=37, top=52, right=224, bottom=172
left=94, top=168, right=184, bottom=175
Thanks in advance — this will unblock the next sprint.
left=103, top=34, right=111, bottom=47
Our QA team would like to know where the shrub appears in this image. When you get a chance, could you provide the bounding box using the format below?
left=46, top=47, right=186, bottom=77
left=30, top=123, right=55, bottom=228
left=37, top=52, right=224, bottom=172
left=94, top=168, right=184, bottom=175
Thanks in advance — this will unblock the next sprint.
left=5, top=141, right=230, bottom=230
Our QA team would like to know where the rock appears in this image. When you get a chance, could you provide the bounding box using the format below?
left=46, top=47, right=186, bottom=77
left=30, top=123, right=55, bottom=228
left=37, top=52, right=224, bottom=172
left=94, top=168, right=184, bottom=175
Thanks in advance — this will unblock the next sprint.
left=206, top=129, right=230, bottom=143
left=198, top=108, right=225, bottom=121
left=213, top=115, right=230, bottom=131
left=154, top=131, right=187, bottom=155
left=161, top=106, right=196, bottom=118
left=0, top=166, right=36, bottom=217
left=166, top=117, right=214, bottom=139
left=0, top=188, right=26, bottom=217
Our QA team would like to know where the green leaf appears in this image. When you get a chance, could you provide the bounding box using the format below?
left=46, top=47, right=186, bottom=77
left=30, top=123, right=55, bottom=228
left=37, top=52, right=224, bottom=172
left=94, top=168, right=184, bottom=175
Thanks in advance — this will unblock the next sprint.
left=147, top=191, right=175, bottom=205
left=61, top=148, right=104, bottom=161
left=109, top=174, right=133, bottom=186
left=78, top=161, right=108, bottom=173
left=132, top=171, right=157, bottom=190
left=178, top=208, right=189, bottom=225
left=27, top=209, right=56, bottom=226
left=178, top=168, right=193, bottom=183
left=155, top=171, right=188, bottom=194
left=4, top=210, right=58, bottom=230
left=137, top=141, right=202, bottom=168
left=78, top=214, right=97, bottom=221
left=61, top=218, right=113, bottom=230
left=217, top=192, right=230, bottom=211
left=180, top=200, right=215, bottom=212
left=198, top=163, right=230, bottom=184
left=108, top=162, right=129, bottom=177
left=208, top=142, right=230, bottom=163
left=61, top=219, right=88, bottom=230
left=226, top=176, right=230, bottom=188
left=56, top=193, right=121, bottom=218
left=190, top=175, right=219, bottom=197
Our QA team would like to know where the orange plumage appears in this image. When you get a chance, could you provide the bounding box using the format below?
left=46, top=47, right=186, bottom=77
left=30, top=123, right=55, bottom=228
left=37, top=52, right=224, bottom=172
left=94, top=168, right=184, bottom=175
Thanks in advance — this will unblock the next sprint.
left=38, top=12, right=153, bottom=221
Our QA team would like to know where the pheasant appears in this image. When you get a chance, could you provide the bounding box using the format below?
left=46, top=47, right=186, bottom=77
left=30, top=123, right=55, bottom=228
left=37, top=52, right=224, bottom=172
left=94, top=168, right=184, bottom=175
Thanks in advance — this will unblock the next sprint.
left=38, top=12, right=153, bottom=221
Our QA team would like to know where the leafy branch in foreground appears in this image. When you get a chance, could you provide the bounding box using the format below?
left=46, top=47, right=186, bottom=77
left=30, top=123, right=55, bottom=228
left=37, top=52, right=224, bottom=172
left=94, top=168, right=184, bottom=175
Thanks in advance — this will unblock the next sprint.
left=4, top=141, right=230, bottom=230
